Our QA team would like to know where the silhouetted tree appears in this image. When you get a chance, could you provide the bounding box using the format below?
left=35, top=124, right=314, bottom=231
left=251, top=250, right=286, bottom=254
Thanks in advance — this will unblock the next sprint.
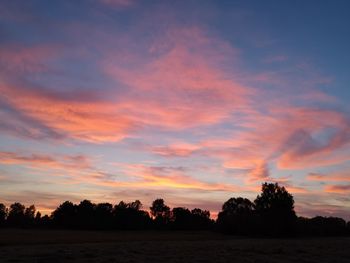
left=150, top=198, right=170, bottom=228
left=113, top=200, right=150, bottom=229
left=0, top=203, right=7, bottom=227
left=217, top=197, right=255, bottom=234
left=24, top=205, right=35, bottom=218
left=127, top=200, right=142, bottom=210
left=24, top=205, right=36, bottom=226
left=77, top=200, right=95, bottom=229
left=7, top=202, right=25, bottom=227
left=159, top=206, right=213, bottom=230
left=171, top=207, right=192, bottom=230
left=222, top=197, right=254, bottom=214
left=51, top=201, right=77, bottom=228
left=1, top=189, right=348, bottom=236
left=254, top=183, right=296, bottom=235
left=191, top=208, right=212, bottom=230
left=95, top=203, right=113, bottom=229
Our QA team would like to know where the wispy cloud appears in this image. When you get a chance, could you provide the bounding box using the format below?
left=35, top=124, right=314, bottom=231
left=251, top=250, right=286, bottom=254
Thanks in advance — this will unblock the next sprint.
left=0, top=151, right=91, bottom=170
left=325, top=184, right=350, bottom=193
left=113, top=164, right=242, bottom=192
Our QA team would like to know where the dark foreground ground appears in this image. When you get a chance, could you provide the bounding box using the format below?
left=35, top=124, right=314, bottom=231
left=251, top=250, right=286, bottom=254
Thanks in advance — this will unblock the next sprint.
left=0, top=229, right=349, bottom=263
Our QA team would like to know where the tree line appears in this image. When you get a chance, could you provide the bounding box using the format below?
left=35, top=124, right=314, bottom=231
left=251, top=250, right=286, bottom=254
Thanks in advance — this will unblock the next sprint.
left=0, top=183, right=349, bottom=236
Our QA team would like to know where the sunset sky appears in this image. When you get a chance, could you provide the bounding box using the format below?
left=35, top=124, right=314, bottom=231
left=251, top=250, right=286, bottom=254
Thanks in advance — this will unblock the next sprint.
left=0, top=0, right=349, bottom=219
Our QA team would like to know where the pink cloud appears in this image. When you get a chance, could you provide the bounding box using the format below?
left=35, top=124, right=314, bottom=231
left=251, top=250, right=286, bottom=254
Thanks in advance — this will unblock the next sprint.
left=0, top=83, right=137, bottom=142
left=0, top=22, right=349, bottom=207
left=150, top=142, right=200, bottom=157
left=103, top=27, right=252, bottom=130
left=325, top=184, right=350, bottom=193
left=144, top=105, right=350, bottom=183
left=307, top=171, right=350, bottom=182
left=0, top=151, right=92, bottom=171
left=0, top=27, right=254, bottom=142
left=247, top=161, right=270, bottom=182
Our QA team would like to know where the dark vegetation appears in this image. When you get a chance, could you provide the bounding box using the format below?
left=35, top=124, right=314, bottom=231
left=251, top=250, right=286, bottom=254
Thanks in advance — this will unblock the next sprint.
left=0, top=183, right=349, bottom=236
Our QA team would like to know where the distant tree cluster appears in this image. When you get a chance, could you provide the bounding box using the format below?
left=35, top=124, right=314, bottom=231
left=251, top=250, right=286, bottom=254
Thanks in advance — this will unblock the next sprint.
left=0, top=198, right=212, bottom=231
left=0, top=202, right=41, bottom=228
left=0, top=183, right=349, bottom=236
left=217, top=183, right=349, bottom=236
left=217, top=183, right=297, bottom=236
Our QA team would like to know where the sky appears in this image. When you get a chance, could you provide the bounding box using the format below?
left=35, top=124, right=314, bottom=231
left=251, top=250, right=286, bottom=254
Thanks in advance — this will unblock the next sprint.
left=0, top=0, right=350, bottom=219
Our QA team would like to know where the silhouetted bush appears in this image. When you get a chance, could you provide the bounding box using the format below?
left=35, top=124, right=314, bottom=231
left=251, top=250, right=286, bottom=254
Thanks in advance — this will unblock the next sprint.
left=297, top=216, right=348, bottom=236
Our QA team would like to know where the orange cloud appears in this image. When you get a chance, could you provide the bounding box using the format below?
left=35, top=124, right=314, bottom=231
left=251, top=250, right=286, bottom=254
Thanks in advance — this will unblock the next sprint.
left=0, top=149, right=241, bottom=193
left=0, top=83, right=137, bottom=142
left=111, top=164, right=242, bottom=192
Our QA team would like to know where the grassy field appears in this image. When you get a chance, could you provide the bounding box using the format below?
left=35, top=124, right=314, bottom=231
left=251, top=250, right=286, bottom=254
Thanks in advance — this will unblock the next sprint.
left=0, top=229, right=349, bottom=262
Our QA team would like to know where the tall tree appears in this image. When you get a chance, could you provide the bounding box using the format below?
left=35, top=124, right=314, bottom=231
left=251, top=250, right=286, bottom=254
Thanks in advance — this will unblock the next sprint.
left=254, top=182, right=296, bottom=235
left=7, top=202, right=25, bottom=226
left=150, top=199, right=170, bottom=228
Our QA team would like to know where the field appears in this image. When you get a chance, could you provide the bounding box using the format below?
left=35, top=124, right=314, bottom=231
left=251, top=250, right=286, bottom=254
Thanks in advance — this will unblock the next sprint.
left=0, top=229, right=349, bottom=262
